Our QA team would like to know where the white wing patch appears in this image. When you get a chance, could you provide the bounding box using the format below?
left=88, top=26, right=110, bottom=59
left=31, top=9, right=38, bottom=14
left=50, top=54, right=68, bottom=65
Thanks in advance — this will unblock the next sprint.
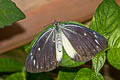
left=38, top=48, right=40, bottom=51
left=84, top=32, right=87, bottom=36
left=61, top=31, right=77, bottom=58
left=33, top=59, right=36, bottom=66
left=95, top=39, right=100, bottom=45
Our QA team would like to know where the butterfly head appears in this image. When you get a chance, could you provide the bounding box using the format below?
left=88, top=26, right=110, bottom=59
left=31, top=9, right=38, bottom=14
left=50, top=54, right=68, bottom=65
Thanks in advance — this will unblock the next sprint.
left=54, top=20, right=61, bottom=32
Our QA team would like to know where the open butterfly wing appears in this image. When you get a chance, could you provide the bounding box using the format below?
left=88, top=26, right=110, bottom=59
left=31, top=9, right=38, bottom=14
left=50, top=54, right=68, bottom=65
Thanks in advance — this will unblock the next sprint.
left=25, top=28, right=59, bottom=73
left=61, top=24, right=107, bottom=62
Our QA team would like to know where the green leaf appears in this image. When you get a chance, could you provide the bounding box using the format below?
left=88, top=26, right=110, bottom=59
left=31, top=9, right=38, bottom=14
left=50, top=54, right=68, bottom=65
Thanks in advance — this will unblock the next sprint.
left=107, top=24, right=120, bottom=69
left=2, top=48, right=27, bottom=64
left=92, top=51, right=106, bottom=74
left=60, top=49, right=84, bottom=67
left=89, top=0, right=120, bottom=38
left=6, top=72, right=26, bottom=80
left=0, top=58, right=24, bottom=72
left=108, top=28, right=120, bottom=48
left=58, top=68, right=104, bottom=80
left=74, top=68, right=104, bottom=80
left=107, top=48, right=120, bottom=70
left=0, top=0, right=25, bottom=28
left=57, top=69, right=78, bottom=80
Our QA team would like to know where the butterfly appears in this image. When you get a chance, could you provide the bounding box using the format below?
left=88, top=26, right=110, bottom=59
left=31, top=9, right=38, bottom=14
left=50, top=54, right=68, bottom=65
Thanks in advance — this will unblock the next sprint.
left=25, top=21, right=107, bottom=73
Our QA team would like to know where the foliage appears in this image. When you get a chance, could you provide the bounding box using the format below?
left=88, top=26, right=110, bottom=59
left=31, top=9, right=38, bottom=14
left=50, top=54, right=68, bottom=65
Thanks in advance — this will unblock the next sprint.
left=0, top=58, right=24, bottom=72
left=92, top=51, right=106, bottom=74
left=0, top=0, right=120, bottom=80
left=5, top=72, right=26, bottom=80
left=58, top=68, right=104, bottom=80
left=0, top=0, right=25, bottom=28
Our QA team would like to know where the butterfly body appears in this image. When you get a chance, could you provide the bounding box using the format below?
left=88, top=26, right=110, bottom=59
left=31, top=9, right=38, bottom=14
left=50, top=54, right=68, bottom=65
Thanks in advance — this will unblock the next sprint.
left=25, top=21, right=107, bottom=73
left=55, top=29, right=63, bottom=62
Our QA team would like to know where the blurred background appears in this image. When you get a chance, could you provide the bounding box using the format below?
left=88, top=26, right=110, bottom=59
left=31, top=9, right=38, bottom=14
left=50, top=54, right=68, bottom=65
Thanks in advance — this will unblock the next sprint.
left=0, top=0, right=120, bottom=80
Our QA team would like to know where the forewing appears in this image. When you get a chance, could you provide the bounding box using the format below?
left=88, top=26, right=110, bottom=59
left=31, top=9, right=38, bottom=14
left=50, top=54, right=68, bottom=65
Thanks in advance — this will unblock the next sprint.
left=61, top=24, right=107, bottom=62
left=25, top=28, right=59, bottom=73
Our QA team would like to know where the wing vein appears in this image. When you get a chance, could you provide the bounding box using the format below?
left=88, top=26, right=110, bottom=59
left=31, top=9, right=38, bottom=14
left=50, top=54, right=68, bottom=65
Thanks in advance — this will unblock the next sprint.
left=43, top=29, right=54, bottom=48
